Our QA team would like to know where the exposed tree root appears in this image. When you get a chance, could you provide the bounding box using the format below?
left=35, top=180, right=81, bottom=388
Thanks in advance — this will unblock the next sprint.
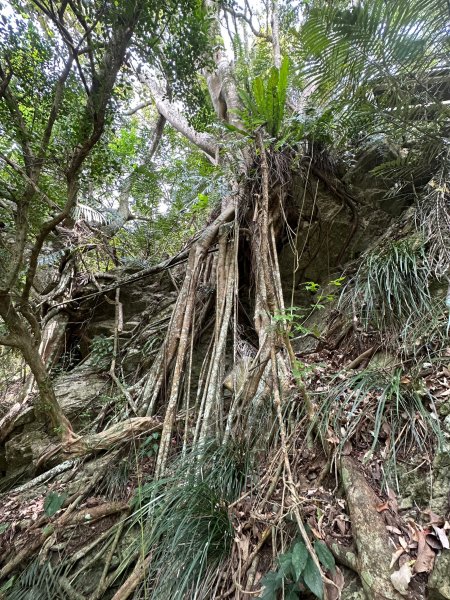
left=331, top=457, right=404, bottom=600
left=36, top=417, right=161, bottom=468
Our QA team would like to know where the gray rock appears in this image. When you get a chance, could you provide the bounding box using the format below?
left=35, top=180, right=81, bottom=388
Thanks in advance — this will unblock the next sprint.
left=430, top=441, right=450, bottom=516
left=5, top=429, right=51, bottom=471
left=429, top=550, right=450, bottom=600
left=340, top=567, right=366, bottom=600
left=53, top=362, right=109, bottom=428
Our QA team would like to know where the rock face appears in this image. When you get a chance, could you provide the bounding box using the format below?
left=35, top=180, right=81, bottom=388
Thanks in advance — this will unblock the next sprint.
left=341, top=568, right=366, bottom=600
left=429, top=550, right=450, bottom=600
left=430, top=425, right=450, bottom=517
left=343, top=138, right=409, bottom=216
left=4, top=429, right=51, bottom=474
left=0, top=269, right=177, bottom=477
left=278, top=171, right=393, bottom=303
left=53, top=361, right=110, bottom=428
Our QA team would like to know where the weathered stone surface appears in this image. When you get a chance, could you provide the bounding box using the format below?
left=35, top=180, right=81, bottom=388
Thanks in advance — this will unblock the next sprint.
left=122, top=348, right=142, bottom=374
left=343, top=138, right=409, bottom=216
left=53, top=363, right=109, bottom=428
left=341, top=567, right=366, bottom=600
left=429, top=550, right=450, bottom=600
left=4, top=429, right=51, bottom=471
left=430, top=440, right=450, bottom=516
left=278, top=173, right=392, bottom=303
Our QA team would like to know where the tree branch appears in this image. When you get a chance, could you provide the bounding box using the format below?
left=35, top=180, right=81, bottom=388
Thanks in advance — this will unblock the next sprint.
left=39, top=55, right=74, bottom=160
left=146, top=80, right=218, bottom=159
left=222, top=5, right=272, bottom=41
left=0, top=333, right=20, bottom=347
left=0, top=153, right=59, bottom=210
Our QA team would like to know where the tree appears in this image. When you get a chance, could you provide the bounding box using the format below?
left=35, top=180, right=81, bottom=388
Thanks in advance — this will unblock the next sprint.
left=0, top=0, right=210, bottom=441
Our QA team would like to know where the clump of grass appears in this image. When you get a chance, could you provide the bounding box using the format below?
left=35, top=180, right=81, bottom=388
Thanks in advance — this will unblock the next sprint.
left=117, top=439, right=251, bottom=600
left=4, top=559, right=70, bottom=600
left=314, top=367, right=441, bottom=487
left=348, top=235, right=431, bottom=331
left=400, top=293, right=449, bottom=362
left=96, top=452, right=132, bottom=499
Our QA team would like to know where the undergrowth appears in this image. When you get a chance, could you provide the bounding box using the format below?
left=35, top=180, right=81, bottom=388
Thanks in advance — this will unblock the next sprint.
left=347, top=235, right=431, bottom=332
left=116, top=439, right=251, bottom=599
left=314, top=367, right=442, bottom=488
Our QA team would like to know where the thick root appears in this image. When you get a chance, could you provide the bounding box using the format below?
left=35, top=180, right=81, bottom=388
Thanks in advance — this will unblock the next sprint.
left=36, top=417, right=161, bottom=468
left=333, top=457, right=404, bottom=600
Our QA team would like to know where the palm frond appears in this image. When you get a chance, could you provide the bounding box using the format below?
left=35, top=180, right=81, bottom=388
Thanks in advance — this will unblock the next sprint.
left=300, top=0, right=449, bottom=148
left=71, top=203, right=110, bottom=225
left=6, top=559, right=71, bottom=600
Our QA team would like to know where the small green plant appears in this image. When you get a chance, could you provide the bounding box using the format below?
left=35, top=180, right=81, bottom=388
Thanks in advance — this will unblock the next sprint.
left=238, top=56, right=289, bottom=137
left=121, top=439, right=251, bottom=599
left=347, top=236, right=431, bottom=332
left=260, top=539, right=335, bottom=599
left=5, top=558, right=70, bottom=599
left=44, top=491, right=67, bottom=517
left=140, top=431, right=160, bottom=457
left=273, top=277, right=344, bottom=338
left=90, top=334, right=114, bottom=366
left=314, top=367, right=442, bottom=486
left=291, top=358, right=315, bottom=379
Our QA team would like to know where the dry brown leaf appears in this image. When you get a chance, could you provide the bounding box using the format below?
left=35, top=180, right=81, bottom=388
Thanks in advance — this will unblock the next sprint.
left=235, top=534, right=250, bottom=562
left=334, top=517, right=346, bottom=536
left=376, top=502, right=389, bottom=513
left=341, top=440, right=352, bottom=455
left=414, top=531, right=436, bottom=573
left=325, top=566, right=345, bottom=600
left=387, top=487, right=399, bottom=513
left=390, top=547, right=405, bottom=569
left=425, top=535, right=442, bottom=550
left=432, top=525, right=450, bottom=549
left=399, top=537, right=409, bottom=551
left=424, top=510, right=444, bottom=526
left=386, top=526, right=402, bottom=535
left=391, top=562, right=413, bottom=596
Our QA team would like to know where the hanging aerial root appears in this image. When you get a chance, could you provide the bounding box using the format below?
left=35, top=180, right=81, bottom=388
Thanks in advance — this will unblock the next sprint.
left=154, top=207, right=236, bottom=476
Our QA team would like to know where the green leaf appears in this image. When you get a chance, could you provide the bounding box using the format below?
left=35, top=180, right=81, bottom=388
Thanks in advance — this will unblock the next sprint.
left=292, top=541, right=309, bottom=581
left=314, top=540, right=336, bottom=573
left=260, top=570, right=283, bottom=599
left=277, top=56, right=289, bottom=127
left=285, top=585, right=300, bottom=600
left=0, top=523, right=9, bottom=534
left=303, top=554, right=323, bottom=599
left=44, top=491, right=66, bottom=517
left=278, top=551, right=294, bottom=579
left=223, top=122, right=251, bottom=137
left=252, top=76, right=266, bottom=117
